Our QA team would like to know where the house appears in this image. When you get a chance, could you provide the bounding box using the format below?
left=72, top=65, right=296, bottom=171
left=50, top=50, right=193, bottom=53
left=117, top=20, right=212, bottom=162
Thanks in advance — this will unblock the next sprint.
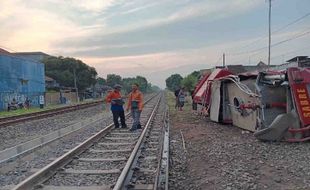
left=11, top=52, right=50, bottom=62
left=273, top=56, right=310, bottom=70
left=45, top=76, right=60, bottom=89
left=0, top=49, right=45, bottom=110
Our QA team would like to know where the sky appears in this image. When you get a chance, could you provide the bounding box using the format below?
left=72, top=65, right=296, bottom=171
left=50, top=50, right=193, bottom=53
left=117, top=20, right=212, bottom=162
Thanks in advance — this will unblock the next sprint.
left=0, top=0, right=310, bottom=88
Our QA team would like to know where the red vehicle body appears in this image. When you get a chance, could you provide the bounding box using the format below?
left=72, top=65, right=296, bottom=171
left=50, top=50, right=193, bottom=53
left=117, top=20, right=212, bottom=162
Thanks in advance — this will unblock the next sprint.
left=193, top=69, right=232, bottom=106
left=192, top=66, right=310, bottom=142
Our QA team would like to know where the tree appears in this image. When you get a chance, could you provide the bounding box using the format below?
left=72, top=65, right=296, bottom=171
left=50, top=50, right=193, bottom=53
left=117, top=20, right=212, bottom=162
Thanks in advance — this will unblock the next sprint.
left=135, top=76, right=148, bottom=93
left=122, top=77, right=136, bottom=93
left=106, top=74, right=122, bottom=87
left=122, top=76, right=149, bottom=93
left=42, top=56, right=97, bottom=91
left=148, top=84, right=161, bottom=92
left=190, top=71, right=201, bottom=80
left=181, top=74, right=198, bottom=92
left=165, top=74, right=183, bottom=91
left=97, top=77, right=106, bottom=85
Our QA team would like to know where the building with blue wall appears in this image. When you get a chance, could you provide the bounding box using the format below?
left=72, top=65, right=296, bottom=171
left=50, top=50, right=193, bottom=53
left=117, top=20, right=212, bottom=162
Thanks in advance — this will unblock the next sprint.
left=0, top=53, right=45, bottom=110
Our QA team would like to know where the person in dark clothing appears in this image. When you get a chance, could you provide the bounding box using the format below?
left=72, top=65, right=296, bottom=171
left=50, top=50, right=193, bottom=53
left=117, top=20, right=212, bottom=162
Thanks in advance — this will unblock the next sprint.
left=174, top=88, right=180, bottom=109
left=177, top=87, right=186, bottom=111
left=24, top=97, right=30, bottom=109
left=105, top=84, right=127, bottom=128
left=191, top=90, right=197, bottom=111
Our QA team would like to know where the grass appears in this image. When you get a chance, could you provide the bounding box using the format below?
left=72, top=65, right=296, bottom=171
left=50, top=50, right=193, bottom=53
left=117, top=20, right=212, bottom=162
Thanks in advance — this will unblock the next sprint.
left=0, top=99, right=103, bottom=118
left=0, top=105, right=66, bottom=118
left=166, top=90, right=200, bottom=124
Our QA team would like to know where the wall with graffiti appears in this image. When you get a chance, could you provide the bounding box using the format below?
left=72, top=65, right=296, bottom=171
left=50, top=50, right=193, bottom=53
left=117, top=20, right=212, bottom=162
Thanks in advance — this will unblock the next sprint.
left=0, top=55, right=45, bottom=110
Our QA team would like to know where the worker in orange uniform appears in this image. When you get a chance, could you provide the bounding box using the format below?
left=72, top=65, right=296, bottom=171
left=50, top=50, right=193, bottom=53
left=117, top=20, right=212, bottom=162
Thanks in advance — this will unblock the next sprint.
left=127, top=83, right=143, bottom=131
left=106, top=84, right=127, bottom=128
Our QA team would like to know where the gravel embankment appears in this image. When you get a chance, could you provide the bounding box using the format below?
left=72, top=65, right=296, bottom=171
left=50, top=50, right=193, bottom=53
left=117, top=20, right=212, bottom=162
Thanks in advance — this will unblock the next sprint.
left=0, top=94, right=155, bottom=187
left=0, top=119, right=104, bottom=186
left=0, top=104, right=107, bottom=151
left=168, top=94, right=310, bottom=190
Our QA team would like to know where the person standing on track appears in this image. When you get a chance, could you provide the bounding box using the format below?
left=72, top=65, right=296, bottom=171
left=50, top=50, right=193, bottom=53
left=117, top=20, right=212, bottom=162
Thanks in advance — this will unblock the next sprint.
left=127, top=83, right=143, bottom=132
left=105, top=84, right=127, bottom=129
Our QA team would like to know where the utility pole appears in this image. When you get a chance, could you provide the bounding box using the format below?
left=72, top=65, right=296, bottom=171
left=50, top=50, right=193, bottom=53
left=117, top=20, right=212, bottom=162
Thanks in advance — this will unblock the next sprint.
left=73, top=68, right=79, bottom=103
left=223, top=53, right=226, bottom=67
left=268, top=0, right=272, bottom=67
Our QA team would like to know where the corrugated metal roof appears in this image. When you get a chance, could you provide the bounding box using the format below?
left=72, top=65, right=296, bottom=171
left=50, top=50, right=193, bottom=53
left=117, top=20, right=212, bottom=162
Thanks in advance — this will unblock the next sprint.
left=0, top=48, right=11, bottom=56
left=287, top=56, right=308, bottom=63
left=45, top=76, right=55, bottom=81
left=12, top=52, right=50, bottom=56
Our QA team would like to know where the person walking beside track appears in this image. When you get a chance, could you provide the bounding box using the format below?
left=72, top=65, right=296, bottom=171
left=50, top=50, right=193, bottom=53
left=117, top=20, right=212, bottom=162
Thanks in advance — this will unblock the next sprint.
left=127, top=83, right=143, bottom=132
left=177, top=87, right=186, bottom=111
left=105, top=84, right=127, bottom=129
left=174, top=87, right=180, bottom=109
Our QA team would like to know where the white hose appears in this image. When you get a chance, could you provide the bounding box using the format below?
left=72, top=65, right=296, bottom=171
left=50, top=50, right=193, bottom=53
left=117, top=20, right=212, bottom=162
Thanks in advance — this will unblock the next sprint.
left=224, top=75, right=259, bottom=97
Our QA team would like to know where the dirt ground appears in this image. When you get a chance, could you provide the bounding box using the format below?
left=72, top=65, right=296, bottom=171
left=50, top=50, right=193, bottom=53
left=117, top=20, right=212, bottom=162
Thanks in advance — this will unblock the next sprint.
left=167, top=92, right=310, bottom=190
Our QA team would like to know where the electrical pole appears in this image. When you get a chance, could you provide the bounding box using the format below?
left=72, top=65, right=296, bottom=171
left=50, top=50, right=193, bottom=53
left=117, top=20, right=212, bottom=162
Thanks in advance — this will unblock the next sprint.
left=268, top=0, right=272, bottom=67
left=223, top=53, right=226, bottom=67
left=73, top=68, right=79, bottom=103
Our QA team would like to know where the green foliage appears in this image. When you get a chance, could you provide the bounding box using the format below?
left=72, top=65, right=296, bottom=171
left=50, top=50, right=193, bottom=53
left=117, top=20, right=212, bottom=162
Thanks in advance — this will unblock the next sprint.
left=42, top=56, right=97, bottom=91
left=165, top=71, right=201, bottom=92
left=181, top=74, right=198, bottom=92
left=122, top=77, right=136, bottom=93
left=165, top=74, right=183, bottom=91
left=136, top=76, right=148, bottom=92
left=122, top=76, right=148, bottom=93
left=149, top=85, right=161, bottom=92
left=97, top=77, right=106, bottom=85
left=98, top=74, right=155, bottom=94
left=190, top=71, right=201, bottom=79
left=106, top=74, right=122, bottom=87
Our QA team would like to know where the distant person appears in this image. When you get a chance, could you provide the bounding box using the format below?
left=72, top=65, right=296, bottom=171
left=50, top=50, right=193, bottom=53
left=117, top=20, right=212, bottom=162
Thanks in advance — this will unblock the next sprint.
left=191, top=90, right=197, bottom=111
left=24, top=97, right=30, bottom=109
left=174, top=88, right=180, bottom=109
left=127, top=83, right=143, bottom=131
left=105, top=84, right=127, bottom=128
left=177, top=87, right=186, bottom=111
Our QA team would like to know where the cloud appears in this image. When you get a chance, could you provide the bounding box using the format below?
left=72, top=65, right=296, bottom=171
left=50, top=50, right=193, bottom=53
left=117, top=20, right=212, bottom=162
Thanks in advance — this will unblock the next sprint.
left=121, top=2, right=159, bottom=15
left=70, top=0, right=117, bottom=12
left=52, top=0, right=264, bottom=58
left=0, top=0, right=100, bottom=51
left=1, top=0, right=309, bottom=88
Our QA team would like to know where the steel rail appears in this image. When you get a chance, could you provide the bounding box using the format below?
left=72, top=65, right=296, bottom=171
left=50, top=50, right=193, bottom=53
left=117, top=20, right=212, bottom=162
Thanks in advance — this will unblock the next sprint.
left=12, top=93, right=160, bottom=190
left=153, top=98, right=168, bottom=190
left=0, top=100, right=103, bottom=127
left=154, top=103, right=170, bottom=190
left=113, top=93, right=162, bottom=190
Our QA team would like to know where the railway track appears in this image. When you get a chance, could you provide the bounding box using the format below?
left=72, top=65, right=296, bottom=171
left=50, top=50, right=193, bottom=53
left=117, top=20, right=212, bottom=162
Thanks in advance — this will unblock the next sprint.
left=12, top=92, right=169, bottom=190
left=0, top=100, right=103, bottom=127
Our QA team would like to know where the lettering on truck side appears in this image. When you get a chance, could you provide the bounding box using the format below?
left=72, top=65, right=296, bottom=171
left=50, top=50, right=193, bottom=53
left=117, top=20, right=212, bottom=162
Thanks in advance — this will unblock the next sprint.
left=296, top=87, right=310, bottom=118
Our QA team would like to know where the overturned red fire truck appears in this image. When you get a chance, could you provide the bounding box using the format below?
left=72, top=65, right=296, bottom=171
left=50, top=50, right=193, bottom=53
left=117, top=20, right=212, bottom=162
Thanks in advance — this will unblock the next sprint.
left=193, top=57, right=310, bottom=142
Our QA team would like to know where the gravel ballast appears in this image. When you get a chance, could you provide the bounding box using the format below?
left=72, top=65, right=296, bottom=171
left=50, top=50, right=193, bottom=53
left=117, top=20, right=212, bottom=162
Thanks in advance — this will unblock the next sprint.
left=168, top=93, right=310, bottom=190
left=0, top=95, right=156, bottom=187
left=0, top=104, right=107, bottom=151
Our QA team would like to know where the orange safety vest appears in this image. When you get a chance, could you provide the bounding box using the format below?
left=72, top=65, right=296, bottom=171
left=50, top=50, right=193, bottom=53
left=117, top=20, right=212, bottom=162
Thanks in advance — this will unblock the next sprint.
left=127, top=90, right=143, bottom=110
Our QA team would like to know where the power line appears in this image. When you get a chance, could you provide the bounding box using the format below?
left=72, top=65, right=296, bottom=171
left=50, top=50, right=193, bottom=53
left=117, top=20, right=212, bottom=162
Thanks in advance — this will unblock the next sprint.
left=270, top=45, right=310, bottom=60
left=214, top=56, right=222, bottom=66
left=228, top=30, right=310, bottom=65
left=229, top=11, right=310, bottom=51
left=229, top=28, right=310, bottom=56
left=273, top=12, right=310, bottom=34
